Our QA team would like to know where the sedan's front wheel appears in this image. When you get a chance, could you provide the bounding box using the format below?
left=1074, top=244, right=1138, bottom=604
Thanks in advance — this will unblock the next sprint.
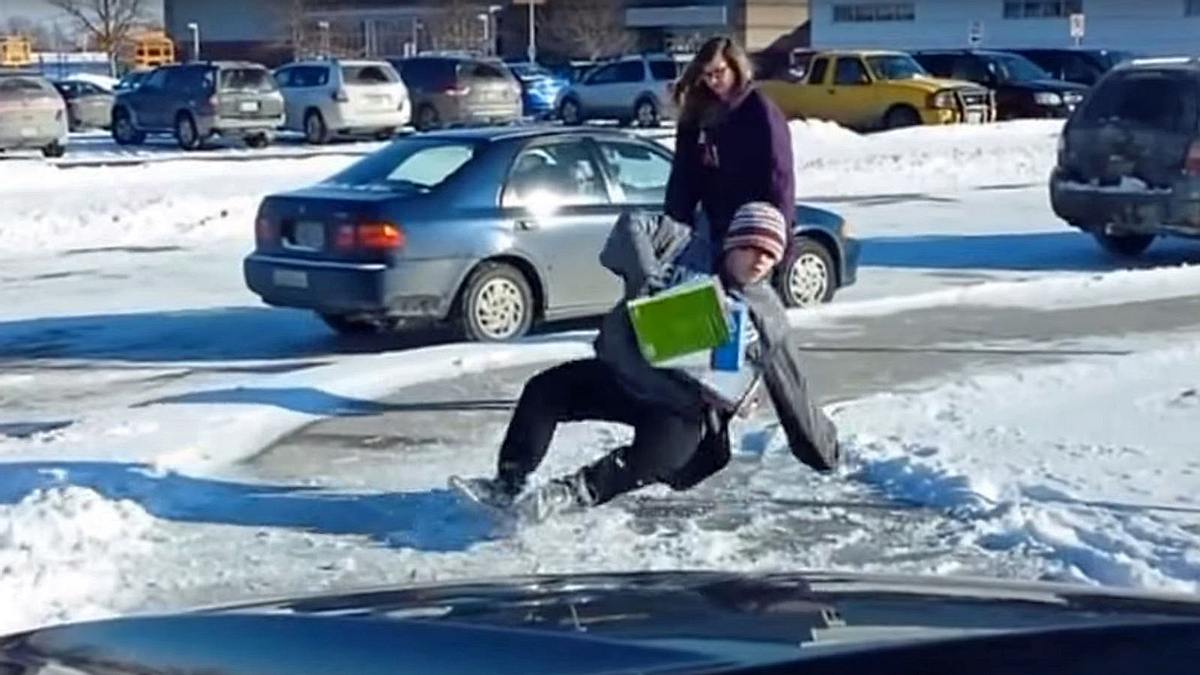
left=774, top=238, right=837, bottom=308
left=456, top=262, right=535, bottom=342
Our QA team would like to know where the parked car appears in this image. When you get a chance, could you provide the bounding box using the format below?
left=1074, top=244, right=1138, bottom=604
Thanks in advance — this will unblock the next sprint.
left=0, top=71, right=67, bottom=157
left=505, top=61, right=569, bottom=118
left=390, top=55, right=521, bottom=131
left=52, top=79, right=114, bottom=130
left=1050, top=57, right=1200, bottom=257
left=758, top=50, right=994, bottom=129
left=273, top=58, right=410, bottom=144
left=1004, top=48, right=1138, bottom=87
left=554, top=54, right=683, bottom=127
left=911, top=49, right=1089, bottom=119
left=5, top=571, right=1200, bottom=675
left=243, top=127, right=859, bottom=341
left=110, top=61, right=285, bottom=150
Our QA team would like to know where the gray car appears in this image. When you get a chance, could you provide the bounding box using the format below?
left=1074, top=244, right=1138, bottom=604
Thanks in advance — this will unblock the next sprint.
left=111, top=61, right=285, bottom=150
left=555, top=54, right=683, bottom=127
left=390, top=55, right=522, bottom=131
left=1051, top=56, right=1200, bottom=257
left=52, top=79, right=114, bottom=130
left=244, top=127, right=859, bottom=341
left=0, top=71, right=67, bottom=157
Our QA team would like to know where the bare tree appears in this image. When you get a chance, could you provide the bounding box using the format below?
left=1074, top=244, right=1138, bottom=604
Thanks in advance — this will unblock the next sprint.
left=46, top=0, right=148, bottom=70
left=276, top=0, right=365, bottom=59
left=542, top=0, right=635, bottom=61
left=426, top=0, right=486, bottom=53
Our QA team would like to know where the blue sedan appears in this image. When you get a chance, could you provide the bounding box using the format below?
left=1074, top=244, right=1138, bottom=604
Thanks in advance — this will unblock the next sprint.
left=243, top=127, right=860, bottom=341
left=506, top=62, right=569, bottom=119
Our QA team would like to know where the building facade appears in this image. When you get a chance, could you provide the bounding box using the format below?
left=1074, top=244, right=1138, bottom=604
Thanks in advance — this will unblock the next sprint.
left=809, top=0, right=1200, bottom=55
left=163, top=0, right=809, bottom=66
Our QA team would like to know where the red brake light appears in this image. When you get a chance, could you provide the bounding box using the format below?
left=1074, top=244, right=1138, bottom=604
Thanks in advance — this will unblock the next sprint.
left=357, top=222, right=405, bottom=250
left=1186, top=141, right=1200, bottom=176
left=255, top=216, right=276, bottom=242
left=335, top=222, right=405, bottom=251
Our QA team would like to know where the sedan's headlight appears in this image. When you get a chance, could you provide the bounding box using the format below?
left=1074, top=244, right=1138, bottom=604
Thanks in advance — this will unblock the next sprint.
left=930, top=90, right=956, bottom=109
left=1034, top=92, right=1063, bottom=106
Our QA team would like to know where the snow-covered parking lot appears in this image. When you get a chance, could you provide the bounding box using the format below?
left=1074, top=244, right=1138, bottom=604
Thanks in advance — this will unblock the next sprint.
left=2, top=119, right=1199, bottom=634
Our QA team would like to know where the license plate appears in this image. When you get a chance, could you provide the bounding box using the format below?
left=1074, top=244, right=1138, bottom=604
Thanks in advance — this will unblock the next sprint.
left=272, top=269, right=308, bottom=289
left=368, top=94, right=390, bottom=106
left=966, top=111, right=983, bottom=124
left=239, top=100, right=260, bottom=113
left=293, top=221, right=325, bottom=249
left=20, top=127, right=34, bottom=137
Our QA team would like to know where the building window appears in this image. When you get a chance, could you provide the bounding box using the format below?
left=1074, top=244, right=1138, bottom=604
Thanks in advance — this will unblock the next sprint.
left=1003, top=1, right=1083, bottom=18
left=1188, top=0, right=1200, bottom=16
left=832, top=3, right=916, bottom=23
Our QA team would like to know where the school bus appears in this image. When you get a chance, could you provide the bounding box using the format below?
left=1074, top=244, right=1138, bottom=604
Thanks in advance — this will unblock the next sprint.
left=0, top=35, right=33, bottom=67
left=132, top=32, right=175, bottom=69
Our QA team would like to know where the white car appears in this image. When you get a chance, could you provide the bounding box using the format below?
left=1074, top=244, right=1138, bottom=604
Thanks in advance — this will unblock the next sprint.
left=0, top=72, right=68, bottom=158
left=273, top=59, right=410, bottom=143
left=555, top=54, right=683, bottom=127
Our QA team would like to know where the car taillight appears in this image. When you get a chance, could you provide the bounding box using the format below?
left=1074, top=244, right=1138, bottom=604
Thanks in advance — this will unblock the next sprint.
left=335, top=222, right=405, bottom=250
left=1186, top=140, right=1200, bottom=176
left=256, top=216, right=276, bottom=242
left=444, top=85, right=471, bottom=97
left=54, top=109, right=63, bottom=121
left=332, top=88, right=349, bottom=103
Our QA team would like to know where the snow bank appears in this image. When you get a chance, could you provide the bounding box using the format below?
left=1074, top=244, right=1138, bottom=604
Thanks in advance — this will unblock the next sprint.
left=0, top=486, right=157, bottom=635
left=2, top=121, right=1063, bottom=254
left=790, top=119, right=1062, bottom=197
left=834, top=340, right=1200, bottom=592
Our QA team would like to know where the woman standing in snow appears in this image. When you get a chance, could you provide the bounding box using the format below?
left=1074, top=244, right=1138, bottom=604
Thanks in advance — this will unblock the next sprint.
left=666, top=37, right=796, bottom=253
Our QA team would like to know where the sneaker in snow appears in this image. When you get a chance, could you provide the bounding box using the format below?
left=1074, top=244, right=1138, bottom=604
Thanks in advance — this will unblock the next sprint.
left=449, top=475, right=517, bottom=510
left=514, top=474, right=593, bottom=523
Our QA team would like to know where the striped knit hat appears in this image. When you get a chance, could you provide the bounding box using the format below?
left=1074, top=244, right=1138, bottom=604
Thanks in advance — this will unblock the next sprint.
left=723, top=202, right=787, bottom=262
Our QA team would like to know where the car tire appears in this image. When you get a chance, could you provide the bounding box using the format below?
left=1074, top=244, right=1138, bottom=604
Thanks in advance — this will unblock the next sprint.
left=456, top=262, right=535, bottom=342
left=883, top=105, right=922, bottom=130
left=318, top=312, right=389, bottom=335
left=1092, top=231, right=1154, bottom=257
left=415, top=105, right=440, bottom=132
left=111, top=109, right=144, bottom=145
left=304, top=109, right=330, bottom=144
left=41, top=141, right=66, bottom=158
left=774, top=237, right=837, bottom=308
left=559, top=97, right=582, bottom=125
left=634, top=97, right=660, bottom=128
left=245, top=133, right=270, bottom=149
left=174, top=112, right=201, bottom=151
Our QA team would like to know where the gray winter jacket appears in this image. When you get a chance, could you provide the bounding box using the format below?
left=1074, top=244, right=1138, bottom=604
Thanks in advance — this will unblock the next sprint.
left=593, top=210, right=840, bottom=473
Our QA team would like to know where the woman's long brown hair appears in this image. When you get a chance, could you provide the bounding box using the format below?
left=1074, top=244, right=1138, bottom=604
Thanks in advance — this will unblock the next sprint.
left=673, top=36, right=754, bottom=127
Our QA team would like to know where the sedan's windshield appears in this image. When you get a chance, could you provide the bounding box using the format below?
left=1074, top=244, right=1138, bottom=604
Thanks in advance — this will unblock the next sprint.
left=324, top=140, right=477, bottom=192
left=991, top=54, right=1053, bottom=82
left=866, top=55, right=929, bottom=80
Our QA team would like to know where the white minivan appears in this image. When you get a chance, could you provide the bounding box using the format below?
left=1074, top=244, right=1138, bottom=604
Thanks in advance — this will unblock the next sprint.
left=274, top=59, right=410, bottom=143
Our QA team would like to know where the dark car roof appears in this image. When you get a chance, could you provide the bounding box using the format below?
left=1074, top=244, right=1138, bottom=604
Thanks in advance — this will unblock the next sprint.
left=6, top=571, right=1200, bottom=675
left=914, top=49, right=1031, bottom=58
left=416, top=125, right=658, bottom=144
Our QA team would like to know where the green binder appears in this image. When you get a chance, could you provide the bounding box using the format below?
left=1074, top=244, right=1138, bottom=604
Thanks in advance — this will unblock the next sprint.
left=626, top=276, right=731, bottom=364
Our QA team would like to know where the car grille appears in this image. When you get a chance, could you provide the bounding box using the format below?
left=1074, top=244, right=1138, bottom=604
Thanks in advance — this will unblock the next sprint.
left=960, top=90, right=989, bottom=107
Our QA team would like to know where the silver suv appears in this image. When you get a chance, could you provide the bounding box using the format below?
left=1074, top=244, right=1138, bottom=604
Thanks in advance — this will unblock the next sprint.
left=111, top=61, right=285, bottom=150
left=555, top=55, right=682, bottom=127
left=391, top=55, right=522, bottom=131
left=274, top=59, right=410, bottom=143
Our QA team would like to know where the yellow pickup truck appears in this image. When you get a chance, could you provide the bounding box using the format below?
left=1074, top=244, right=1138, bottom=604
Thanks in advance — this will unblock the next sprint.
left=758, top=50, right=996, bottom=130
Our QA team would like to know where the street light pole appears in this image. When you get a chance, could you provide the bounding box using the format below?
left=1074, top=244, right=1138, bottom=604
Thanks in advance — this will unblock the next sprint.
left=187, top=22, right=199, bottom=61
left=477, top=13, right=489, bottom=55
left=527, top=1, right=536, bottom=63
left=317, top=20, right=330, bottom=57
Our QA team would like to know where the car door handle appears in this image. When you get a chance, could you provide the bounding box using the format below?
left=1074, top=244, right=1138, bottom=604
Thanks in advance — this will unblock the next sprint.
left=515, top=218, right=539, bottom=231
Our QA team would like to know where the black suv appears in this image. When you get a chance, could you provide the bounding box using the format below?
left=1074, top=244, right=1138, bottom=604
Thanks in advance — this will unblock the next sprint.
left=1004, top=48, right=1138, bottom=87
left=1050, top=57, right=1200, bottom=257
left=911, top=49, right=1088, bottom=119
left=111, top=61, right=285, bottom=150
